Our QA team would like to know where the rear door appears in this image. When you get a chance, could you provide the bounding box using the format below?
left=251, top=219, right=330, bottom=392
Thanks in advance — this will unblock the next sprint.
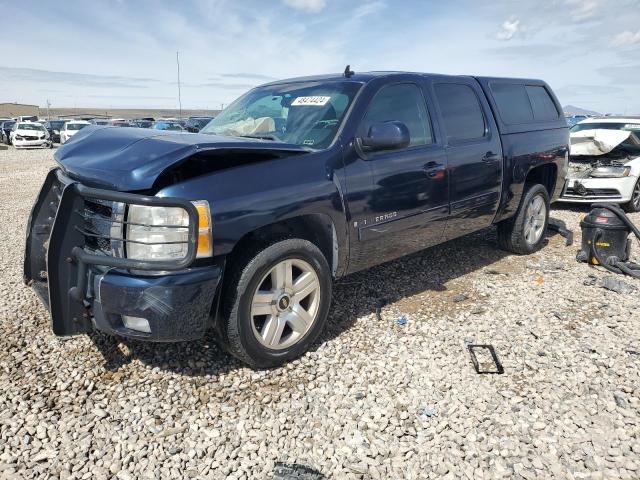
left=432, top=79, right=503, bottom=239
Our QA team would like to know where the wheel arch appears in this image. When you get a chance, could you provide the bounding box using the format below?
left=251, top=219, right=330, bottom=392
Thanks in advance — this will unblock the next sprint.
left=524, top=162, right=557, bottom=198
left=224, top=213, right=343, bottom=280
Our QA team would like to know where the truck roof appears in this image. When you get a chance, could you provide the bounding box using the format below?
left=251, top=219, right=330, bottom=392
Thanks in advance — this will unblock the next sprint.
left=264, top=71, right=546, bottom=86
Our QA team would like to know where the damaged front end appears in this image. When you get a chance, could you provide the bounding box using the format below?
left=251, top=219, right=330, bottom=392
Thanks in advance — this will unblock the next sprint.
left=24, top=169, right=221, bottom=341
left=560, top=129, right=640, bottom=203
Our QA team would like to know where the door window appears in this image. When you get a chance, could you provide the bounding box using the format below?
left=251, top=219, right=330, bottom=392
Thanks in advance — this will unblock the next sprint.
left=360, top=83, right=433, bottom=147
left=434, top=83, right=487, bottom=142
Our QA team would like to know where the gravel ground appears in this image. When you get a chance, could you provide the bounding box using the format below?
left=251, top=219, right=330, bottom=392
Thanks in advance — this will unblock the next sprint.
left=0, top=146, right=639, bottom=480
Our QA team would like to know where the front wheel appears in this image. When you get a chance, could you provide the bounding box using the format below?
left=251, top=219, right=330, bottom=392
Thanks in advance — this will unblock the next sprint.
left=497, top=183, right=550, bottom=254
left=622, top=178, right=640, bottom=213
left=220, top=238, right=332, bottom=368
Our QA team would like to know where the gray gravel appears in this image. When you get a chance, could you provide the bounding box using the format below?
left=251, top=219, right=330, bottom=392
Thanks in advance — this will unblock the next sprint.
left=1, top=146, right=639, bottom=479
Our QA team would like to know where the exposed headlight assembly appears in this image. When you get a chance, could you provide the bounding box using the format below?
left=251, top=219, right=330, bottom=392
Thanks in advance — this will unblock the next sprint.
left=125, top=200, right=212, bottom=261
left=590, top=166, right=631, bottom=178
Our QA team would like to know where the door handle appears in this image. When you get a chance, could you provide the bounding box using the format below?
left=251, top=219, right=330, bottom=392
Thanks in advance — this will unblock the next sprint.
left=423, top=161, right=443, bottom=178
left=482, top=151, right=499, bottom=162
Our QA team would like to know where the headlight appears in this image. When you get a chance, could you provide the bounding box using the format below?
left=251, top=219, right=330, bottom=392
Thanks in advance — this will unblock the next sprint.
left=53, top=130, right=59, bottom=134
left=590, top=166, right=631, bottom=178
left=126, top=200, right=212, bottom=261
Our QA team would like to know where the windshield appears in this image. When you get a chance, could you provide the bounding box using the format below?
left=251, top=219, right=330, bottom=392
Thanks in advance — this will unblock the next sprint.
left=570, top=122, right=640, bottom=134
left=67, top=123, right=88, bottom=131
left=200, top=80, right=362, bottom=149
left=49, top=121, right=65, bottom=129
left=153, top=122, right=184, bottom=130
left=18, top=124, right=45, bottom=131
left=195, top=118, right=212, bottom=128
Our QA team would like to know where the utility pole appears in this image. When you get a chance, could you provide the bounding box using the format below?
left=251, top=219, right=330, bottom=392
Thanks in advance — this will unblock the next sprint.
left=176, top=51, right=182, bottom=119
left=46, top=99, right=51, bottom=120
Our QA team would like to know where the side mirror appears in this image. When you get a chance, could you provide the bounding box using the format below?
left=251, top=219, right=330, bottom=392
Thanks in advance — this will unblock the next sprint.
left=360, top=121, right=410, bottom=152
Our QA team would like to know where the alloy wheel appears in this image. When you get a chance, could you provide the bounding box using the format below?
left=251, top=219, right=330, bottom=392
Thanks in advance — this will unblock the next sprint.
left=250, top=258, right=321, bottom=350
left=523, top=194, right=547, bottom=245
left=633, top=180, right=640, bottom=209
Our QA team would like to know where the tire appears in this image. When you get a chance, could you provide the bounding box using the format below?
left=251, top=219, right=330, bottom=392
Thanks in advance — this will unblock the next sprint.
left=622, top=178, right=640, bottom=213
left=497, top=183, right=550, bottom=255
left=220, top=238, right=332, bottom=368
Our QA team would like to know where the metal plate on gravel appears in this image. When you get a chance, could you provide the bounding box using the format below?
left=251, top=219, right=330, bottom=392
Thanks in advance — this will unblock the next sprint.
left=273, top=463, right=326, bottom=480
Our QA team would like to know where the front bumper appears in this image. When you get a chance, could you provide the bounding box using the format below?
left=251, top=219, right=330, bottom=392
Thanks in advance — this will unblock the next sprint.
left=24, top=168, right=221, bottom=341
left=14, top=138, right=50, bottom=148
left=558, top=175, right=637, bottom=204
left=92, top=267, right=220, bottom=341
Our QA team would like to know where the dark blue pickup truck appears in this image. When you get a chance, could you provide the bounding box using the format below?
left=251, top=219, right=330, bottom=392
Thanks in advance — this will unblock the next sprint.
left=24, top=71, right=568, bottom=367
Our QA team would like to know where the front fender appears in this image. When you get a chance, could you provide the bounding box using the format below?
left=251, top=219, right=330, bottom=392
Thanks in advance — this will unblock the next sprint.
left=156, top=148, right=349, bottom=275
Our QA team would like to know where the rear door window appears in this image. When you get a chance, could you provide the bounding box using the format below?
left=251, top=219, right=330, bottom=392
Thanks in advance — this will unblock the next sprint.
left=526, top=85, right=559, bottom=121
left=434, top=83, right=486, bottom=142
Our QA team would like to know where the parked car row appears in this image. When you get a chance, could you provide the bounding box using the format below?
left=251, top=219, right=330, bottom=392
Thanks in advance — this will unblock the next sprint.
left=0, top=115, right=216, bottom=148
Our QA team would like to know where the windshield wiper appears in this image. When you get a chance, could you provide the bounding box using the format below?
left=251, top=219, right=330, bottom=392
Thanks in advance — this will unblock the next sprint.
left=235, top=134, right=278, bottom=141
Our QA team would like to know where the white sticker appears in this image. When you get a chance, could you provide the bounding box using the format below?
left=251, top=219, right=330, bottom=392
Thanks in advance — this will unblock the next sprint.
left=291, top=96, right=331, bottom=106
left=624, top=124, right=640, bottom=130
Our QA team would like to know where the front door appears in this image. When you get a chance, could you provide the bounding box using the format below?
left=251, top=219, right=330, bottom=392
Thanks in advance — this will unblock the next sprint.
left=343, top=81, right=449, bottom=272
left=432, top=80, right=503, bottom=239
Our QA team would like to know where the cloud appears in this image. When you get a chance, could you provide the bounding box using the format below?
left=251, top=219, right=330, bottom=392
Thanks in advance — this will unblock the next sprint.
left=218, top=73, right=278, bottom=81
left=495, top=17, right=520, bottom=41
left=485, top=43, right=562, bottom=57
left=565, top=0, right=601, bottom=22
left=354, top=0, right=386, bottom=19
left=282, top=0, right=326, bottom=13
left=596, top=63, right=640, bottom=85
left=611, top=30, right=640, bottom=47
left=554, top=84, right=624, bottom=97
left=0, top=66, right=156, bottom=89
left=191, top=82, right=258, bottom=90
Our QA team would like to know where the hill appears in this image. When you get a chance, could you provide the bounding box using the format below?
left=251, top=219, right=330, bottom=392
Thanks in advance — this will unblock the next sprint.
left=563, top=105, right=601, bottom=116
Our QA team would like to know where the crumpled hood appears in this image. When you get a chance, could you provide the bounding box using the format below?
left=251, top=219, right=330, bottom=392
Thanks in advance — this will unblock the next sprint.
left=55, top=126, right=307, bottom=191
left=570, top=129, right=639, bottom=156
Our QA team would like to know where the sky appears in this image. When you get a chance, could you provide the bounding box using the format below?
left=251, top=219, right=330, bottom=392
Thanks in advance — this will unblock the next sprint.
left=1, top=0, right=639, bottom=113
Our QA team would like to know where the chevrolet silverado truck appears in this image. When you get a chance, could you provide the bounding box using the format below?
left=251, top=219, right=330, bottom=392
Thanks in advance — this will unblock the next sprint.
left=24, top=71, right=568, bottom=368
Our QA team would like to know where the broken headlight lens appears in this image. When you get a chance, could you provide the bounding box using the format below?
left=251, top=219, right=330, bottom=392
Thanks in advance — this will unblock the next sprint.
left=126, top=201, right=212, bottom=261
left=590, top=166, right=631, bottom=178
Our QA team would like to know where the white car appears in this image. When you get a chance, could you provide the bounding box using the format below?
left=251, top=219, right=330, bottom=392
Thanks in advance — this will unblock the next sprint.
left=559, top=117, right=640, bottom=212
left=60, top=120, right=90, bottom=144
left=10, top=122, right=51, bottom=149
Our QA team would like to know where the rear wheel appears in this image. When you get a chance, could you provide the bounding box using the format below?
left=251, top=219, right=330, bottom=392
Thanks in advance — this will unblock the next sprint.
left=497, top=183, right=550, bottom=254
left=220, top=238, right=332, bottom=368
left=622, top=178, right=640, bottom=213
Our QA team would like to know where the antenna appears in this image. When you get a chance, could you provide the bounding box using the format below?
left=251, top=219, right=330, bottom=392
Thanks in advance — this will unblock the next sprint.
left=343, top=65, right=355, bottom=78
left=176, top=51, right=183, bottom=119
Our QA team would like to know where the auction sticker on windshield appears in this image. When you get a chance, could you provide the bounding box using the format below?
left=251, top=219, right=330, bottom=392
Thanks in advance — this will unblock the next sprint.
left=291, top=96, right=331, bottom=106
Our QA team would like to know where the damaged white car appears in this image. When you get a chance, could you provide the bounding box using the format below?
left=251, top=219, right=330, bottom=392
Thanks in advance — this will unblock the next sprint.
left=559, top=117, right=640, bottom=212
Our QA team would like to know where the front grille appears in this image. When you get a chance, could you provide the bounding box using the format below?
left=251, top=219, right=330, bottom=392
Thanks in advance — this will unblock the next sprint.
left=79, top=199, right=115, bottom=255
left=21, top=135, right=40, bottom=141
left=564, top=187, right=621, bottom=198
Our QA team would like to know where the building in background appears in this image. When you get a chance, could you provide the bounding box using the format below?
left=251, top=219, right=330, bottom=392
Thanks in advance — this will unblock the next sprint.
left=0, top=103, right=39, bottom=119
